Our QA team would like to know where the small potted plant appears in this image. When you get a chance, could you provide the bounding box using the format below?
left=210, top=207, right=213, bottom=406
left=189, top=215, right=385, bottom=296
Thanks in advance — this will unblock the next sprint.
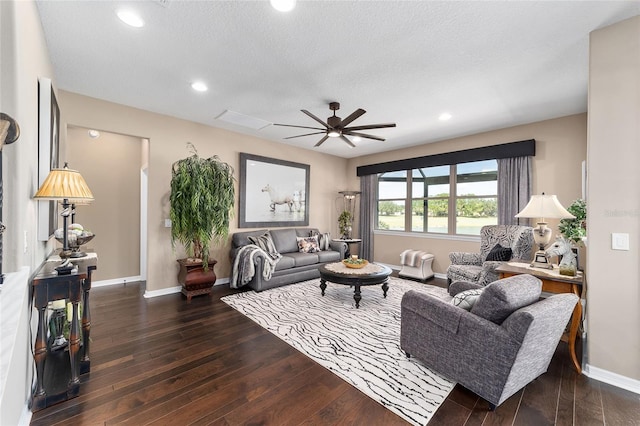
left=558, top=198, right=586, bottom=269
left=170, top=143, right=235, bottom=301
left=338, top=210, right=353, bottom=239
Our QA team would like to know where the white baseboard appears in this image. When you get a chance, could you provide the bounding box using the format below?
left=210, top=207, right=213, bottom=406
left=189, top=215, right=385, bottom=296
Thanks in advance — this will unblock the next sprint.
left=584, top=364, right=640, bottom=395
left=93, top=275, right=143, bottom=288
left=20, top=404, right=31, bottom=426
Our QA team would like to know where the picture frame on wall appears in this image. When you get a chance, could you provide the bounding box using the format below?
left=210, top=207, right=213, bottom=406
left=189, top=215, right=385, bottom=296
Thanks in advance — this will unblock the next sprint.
left=37, top=77, right=60, bottom=241
left=239, top=153, right=310, bottom=228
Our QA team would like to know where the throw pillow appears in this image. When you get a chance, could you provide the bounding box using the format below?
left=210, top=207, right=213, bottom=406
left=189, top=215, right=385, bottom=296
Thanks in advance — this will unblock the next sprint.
left=451, top=288, right=484, bottom=310
left=309, top=230, right=331, bottom=251
left=471, top=274, right=542, bottom=324
left=248, top=232, right=281, bottom=260
left=297, top=236, right=320, bottom=253
left=485, top=244, right=513, bottom=262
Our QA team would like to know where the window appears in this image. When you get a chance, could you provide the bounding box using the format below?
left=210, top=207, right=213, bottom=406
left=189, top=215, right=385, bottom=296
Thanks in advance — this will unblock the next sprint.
left=376, top=160, right=497, bottom=235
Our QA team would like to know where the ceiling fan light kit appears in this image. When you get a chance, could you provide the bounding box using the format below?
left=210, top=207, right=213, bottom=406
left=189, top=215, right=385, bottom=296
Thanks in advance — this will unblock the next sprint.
left=275, top=102, right=396, bottom=148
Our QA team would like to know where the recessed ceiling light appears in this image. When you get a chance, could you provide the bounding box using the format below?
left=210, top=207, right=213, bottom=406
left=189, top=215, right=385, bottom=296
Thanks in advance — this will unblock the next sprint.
left=117, top=10, right=144, bottom=28
left=439, top=112, right=452, bottom=121
left=88, top=129, right=100, bottom=139
left=270, top=0, right=296, bottom=12
left=191, top=82, right=208, bottom=92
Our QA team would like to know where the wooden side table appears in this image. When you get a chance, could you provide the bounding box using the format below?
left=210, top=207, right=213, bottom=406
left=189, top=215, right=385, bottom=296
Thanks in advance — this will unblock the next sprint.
left=332, top=238, right=362, bottom=258
left=496, top=262, right=584, bottom=374
left=31, top=252, right=98, bottom=411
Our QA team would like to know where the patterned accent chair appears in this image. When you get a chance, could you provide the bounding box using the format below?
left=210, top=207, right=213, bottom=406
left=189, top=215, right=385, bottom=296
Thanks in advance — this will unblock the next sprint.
left=400, top=274, right=579, bottom=409
left=447, top=225, right=533, bottom=287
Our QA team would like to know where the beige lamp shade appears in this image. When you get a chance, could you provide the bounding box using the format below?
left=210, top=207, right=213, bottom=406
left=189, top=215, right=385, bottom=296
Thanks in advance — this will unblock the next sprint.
left=33, top=166, right=94, bottom=202
left=515, top=194, right=574, bottom=220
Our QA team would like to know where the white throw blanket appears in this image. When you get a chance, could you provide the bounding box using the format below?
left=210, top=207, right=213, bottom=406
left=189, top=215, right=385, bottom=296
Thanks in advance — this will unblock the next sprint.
left=230, top=244, right=280, bottom=289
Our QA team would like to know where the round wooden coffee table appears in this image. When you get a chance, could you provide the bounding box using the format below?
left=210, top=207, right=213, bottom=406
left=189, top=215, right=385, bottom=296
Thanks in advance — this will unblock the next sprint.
left=318, top=262, right=392, bottom=308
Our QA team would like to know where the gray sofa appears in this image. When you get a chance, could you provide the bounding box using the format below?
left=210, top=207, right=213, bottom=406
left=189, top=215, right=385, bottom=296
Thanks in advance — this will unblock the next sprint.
left=230, top=228, right=347, bottom=292
left=400, top=274, right=578, bottom=409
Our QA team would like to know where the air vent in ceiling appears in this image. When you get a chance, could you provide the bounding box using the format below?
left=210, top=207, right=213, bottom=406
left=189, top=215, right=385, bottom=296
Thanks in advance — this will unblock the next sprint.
left=215, top=110, right=271, bottom=130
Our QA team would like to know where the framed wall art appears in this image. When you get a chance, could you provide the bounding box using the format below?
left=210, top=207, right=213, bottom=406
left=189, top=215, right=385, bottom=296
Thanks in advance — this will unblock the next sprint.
left=37, top=77, right=60, bottom=241
left=239, top=153, right=309, bottom=228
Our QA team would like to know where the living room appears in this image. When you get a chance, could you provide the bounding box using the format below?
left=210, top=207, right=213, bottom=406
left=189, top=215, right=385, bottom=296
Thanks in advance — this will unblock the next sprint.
left=1, top=1, right=639, bottom=425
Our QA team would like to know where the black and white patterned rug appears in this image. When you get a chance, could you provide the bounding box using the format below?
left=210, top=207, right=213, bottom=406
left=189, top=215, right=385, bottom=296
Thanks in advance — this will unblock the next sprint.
left=221, top=276, right=456, bottom=425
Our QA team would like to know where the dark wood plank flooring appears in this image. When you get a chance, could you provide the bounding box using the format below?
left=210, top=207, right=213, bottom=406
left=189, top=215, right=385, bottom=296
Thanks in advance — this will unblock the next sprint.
left=31, top=278, right=640, bottom=425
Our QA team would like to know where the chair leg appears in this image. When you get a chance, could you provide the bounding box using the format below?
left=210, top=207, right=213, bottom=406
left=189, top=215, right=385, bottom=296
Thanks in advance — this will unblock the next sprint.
left=488, top=403, right=496, bottom=411
left=405, top=352, right=411, bottom=358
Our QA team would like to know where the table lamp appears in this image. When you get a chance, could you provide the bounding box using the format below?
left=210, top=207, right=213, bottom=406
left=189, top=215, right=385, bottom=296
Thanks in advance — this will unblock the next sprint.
left=515, top=193, right=574, bottom=269
left=34, top=163, right=94, bottom=259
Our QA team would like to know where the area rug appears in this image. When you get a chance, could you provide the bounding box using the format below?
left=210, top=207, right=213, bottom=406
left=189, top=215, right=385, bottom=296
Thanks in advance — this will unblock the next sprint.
left=221, top=276, right=456, bottom=425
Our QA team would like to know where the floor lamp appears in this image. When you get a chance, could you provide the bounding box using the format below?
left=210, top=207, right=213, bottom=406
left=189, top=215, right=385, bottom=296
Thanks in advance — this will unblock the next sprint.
left=515, top=193, right=574, bottom=269
left=34, top=163, right=94, bottom=262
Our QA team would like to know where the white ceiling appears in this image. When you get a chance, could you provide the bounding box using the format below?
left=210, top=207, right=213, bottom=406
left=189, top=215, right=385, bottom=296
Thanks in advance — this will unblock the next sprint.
left=36, top=1, right=640, bottom=159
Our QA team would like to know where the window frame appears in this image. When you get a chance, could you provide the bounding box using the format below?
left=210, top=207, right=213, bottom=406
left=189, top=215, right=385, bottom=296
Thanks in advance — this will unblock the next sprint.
left=376, top=160, right=498, bottom=236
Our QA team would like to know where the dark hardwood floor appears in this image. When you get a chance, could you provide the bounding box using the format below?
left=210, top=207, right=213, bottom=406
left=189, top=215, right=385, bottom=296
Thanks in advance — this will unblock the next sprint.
left=31, top=278, right=639, bottom=425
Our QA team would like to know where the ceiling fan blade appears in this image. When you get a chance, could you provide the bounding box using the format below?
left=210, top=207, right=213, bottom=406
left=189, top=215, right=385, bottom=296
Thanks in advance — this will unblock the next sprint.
left=343, top=123, right=396, bottom=131
left=343, top=131, right=386, bottom=141
left=337, top=108, right=366, bottom=128
left=284, top=131, right=326, bottom=140
left=340, top=135, right=356, bottom=148
left=273, top=123, right=326, bottom=131
left=302, top=110, right=330, bottom=128
left=314, top=135, right=330, bottom=147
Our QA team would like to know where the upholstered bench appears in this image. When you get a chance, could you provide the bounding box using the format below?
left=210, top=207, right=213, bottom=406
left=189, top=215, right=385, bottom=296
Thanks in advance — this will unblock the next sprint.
left=399, top=249, right=434, bottom=281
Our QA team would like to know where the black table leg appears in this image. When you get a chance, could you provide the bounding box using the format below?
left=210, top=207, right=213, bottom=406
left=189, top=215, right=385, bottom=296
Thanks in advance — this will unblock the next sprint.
left=382, top=280, right=389, bottom=298
left=353, top=285, right=362, bottom=308
left=320, top=279, right=327, bottom=296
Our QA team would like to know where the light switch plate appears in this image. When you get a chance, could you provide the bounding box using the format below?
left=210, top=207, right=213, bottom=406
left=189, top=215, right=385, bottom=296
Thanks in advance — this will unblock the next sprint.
left=611, top=233, right=630, bottom=251
left=164, top=219, right=172, bottom=228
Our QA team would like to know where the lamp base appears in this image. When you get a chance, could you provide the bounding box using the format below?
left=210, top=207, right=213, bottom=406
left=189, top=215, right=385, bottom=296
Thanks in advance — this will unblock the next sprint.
left=530, top=250, right=553, bottom=269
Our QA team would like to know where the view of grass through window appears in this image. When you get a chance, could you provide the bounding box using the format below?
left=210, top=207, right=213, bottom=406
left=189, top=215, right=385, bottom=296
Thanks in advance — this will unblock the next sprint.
left=377, top=160, right=498, bottom=235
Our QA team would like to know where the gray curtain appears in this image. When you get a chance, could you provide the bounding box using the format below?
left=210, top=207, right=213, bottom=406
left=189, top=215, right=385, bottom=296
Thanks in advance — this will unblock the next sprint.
left=498, top=156, right=532, bottom=225
left=359, top=174, right=376, bottom=260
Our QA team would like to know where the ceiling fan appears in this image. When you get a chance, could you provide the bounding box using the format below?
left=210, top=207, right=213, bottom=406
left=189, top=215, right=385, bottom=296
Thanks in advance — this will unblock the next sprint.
left=274, top=102, right=396, bottom=147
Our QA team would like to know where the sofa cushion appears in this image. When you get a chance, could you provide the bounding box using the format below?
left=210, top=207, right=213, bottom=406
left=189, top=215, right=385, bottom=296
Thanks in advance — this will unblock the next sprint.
left=310, top=230, right=331, bottom=250
left=297, top=236, right=321, bottom=253
left=274, top=255, right=295, bottom=271
left=284, top=252, right=319, bottom=267
left=248, top=232, right=281, bottom=260
left=270, top=228, right=299, bottom=253
left=317, top=250, right=341, bottom=263
left=485, top=244, right=513, bottom=262
left=471, top=274, right=542, bottom=324
left=451, top=288, right=484, bottom=311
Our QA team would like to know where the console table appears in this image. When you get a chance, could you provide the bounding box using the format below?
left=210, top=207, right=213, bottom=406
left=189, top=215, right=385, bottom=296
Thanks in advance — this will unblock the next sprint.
left=31, top=252, right=97, bottom=411
left=496, top=261, right=584, bottom=374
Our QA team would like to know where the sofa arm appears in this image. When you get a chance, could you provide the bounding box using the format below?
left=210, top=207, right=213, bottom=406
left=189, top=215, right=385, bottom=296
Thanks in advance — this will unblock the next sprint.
left=401, top=290, right=463, bottom=334
left=478, top=260, right=505, bottom=286
left=329, top=240, right=348, bottom=259
left=449, top=252, right=482, bottom=265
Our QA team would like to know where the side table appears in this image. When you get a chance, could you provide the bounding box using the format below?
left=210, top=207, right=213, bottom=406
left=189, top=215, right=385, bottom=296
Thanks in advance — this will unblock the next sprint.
left=31, top=252, right=97, bottom=411
left=496, top=261, right=584, bottom=373
left=332, top=238, right=362, bottom=258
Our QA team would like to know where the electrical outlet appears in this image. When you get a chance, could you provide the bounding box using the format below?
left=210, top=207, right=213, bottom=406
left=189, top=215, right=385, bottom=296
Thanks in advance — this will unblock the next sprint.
left=164, top=219, right=172, bottom=228
left=611, top=233, right=630, bottom=251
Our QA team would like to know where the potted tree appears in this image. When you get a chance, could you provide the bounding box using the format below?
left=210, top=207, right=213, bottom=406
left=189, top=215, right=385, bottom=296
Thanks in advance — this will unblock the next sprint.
left=170, top=143, right=235, bottom=302
left=338, top=210, right=353, bottom=239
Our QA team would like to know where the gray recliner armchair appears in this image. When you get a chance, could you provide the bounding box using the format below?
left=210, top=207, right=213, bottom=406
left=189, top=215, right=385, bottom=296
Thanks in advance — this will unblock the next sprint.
left=447, top=225, right=533, bottom=286
left=400, top=274, right=578, bottom=409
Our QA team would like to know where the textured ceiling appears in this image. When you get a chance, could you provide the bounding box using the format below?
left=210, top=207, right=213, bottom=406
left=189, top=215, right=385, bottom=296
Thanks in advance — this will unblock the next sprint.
left=36, top=1, right=640, bottom=158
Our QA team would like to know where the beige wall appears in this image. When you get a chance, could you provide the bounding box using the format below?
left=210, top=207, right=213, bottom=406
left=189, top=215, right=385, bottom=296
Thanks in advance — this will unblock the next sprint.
left=67, top=126, right=142, bottom=281
left=347, top=114, right=588, bottom=272
left=587, top=16, right=640, bottom=381
left=58, top=91, right=349, bottom=291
